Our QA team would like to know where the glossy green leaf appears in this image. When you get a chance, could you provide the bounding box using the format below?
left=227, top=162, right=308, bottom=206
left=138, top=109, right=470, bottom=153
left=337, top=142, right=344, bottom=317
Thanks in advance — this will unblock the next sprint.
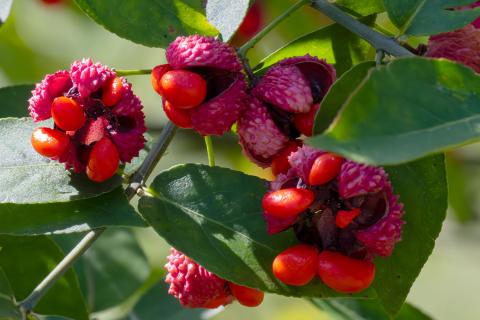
left=0, top=0, right=12, bottom=26
left=127, top=282, right=204, bottom=320
left=376, top=155, right=447, bottom=315
left=54, top=229, right=150, bottom=312
left=138, top=164, right=376, bottom=298
left=0, top=267, right=21, bottom=320
left=309, top=58, right=480, bottom=165
left=446, top=153, right=473, bottom=223
left=311, top=298, right=432, bottom=320
left=335, top=0, right=384, bottom=15
left=255, top=17, right=375, bottom=76
left=73, top=0, right=217, bottom=48
left=0, top=236, right=88, bottom=320
left=207, top=0, right=250, bottom=42
left=0, top=187, right=145, bottom=235
left=314, top=61, right=375, bottom=134
left=0, top=85, right=31, bottom=118
left=384, top=0, right=480, bottom=35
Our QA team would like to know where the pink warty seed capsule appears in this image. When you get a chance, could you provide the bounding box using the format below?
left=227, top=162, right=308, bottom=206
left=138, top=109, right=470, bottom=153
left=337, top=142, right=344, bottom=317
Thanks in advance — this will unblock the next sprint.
left=165, top=248, right=233, bottom=308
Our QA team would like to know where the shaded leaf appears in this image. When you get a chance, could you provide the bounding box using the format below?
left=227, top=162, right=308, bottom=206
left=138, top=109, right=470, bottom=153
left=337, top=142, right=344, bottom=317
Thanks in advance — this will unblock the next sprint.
left=127, top=282, right=205, bottom=320
left=0, top=236, right=88, bottom=319
left=0, top=267, right=21, bottom=320
left=375, top=155, right=447, bottom=315
left=311, top=298, right=432, bottom=320
left=73, top=0, right=217, bottom=48
left=384, top=0, right=480, bottom=35
left=0, top=85, right=31, bottom=118
left=309, top=58, right=480, bottom=165
left=54, top=229, right=150, bottom=312
left=0, top=187, right=145, bottom=236
left=255, top=17, right=375, bottom=76
left=138, top=164, right=376, bottom=298
left=207, top=0, right=250, bottom=42
left=314, top=61, right=375, bottom=134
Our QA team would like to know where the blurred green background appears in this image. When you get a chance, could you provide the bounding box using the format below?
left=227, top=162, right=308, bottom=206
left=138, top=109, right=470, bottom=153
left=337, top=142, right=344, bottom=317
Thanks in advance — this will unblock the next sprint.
left=1, top=1, right=480, bottom=319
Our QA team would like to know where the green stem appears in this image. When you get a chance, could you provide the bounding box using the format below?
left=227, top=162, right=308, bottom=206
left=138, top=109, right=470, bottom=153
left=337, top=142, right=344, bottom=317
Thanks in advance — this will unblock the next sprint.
left=310, top=0, right=414, bottom=57
left=115, top=69, right=152, bottom=76
left=237, top=0, right=309, bottom=56
left=204, top=136, right=215, bottom=167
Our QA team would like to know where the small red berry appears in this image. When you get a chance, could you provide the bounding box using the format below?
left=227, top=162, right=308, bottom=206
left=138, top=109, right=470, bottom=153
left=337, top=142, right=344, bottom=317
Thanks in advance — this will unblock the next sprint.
left=228, top=282, right=264, bottom=307
left=262, top=188, right=314, bottom=219
left=203, top=293, right=231, bottom=309
left=151, top=64, right=172, bottom=96
left=51, top=96, right=86, bottom=131
left=335, top=208, right=361, bottom=229
left=272, top=244, right=318, bottom=286
left=86, top=137, right=119, bottom=182
left=317, top=251, right=375, bottom=293
left=31, top=127, right=70, bottom=158
left=271, top=140, right=302, bottom=176
left=163, top=100, right=193, bottom=129
left=160, top=70, right=207, bottom=108
left=294, top=103, right=320, bottom=136
left=41, top=0, right=63, bottom=4
left=308, top=153, right=343, bottom=186
left=102, top=77, right=124, bottom=107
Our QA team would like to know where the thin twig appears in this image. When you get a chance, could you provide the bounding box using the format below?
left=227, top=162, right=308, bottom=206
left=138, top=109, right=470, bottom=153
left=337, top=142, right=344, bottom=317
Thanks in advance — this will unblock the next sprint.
left=310, top=0, right=414, bottom=57
left=237, top=0, right=309, bottom=56
left=19, top=121, right=178, bottom=315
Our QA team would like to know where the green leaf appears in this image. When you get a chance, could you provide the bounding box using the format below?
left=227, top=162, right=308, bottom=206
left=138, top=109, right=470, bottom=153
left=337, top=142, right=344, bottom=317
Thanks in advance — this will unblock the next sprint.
left=127, top=282, right=204, bottom=320
left=309, top=57, right=480, bottom=165
left=314, top=61, right=375, bottom=134
left=446, top=153, right=473, bottom=223
left=0, top=0, right=12, bottom=26
left=0, top=118, right=122, bottom=204
left=207, top=0, right=250, bottom=42
left=0, top=267, right=21, bottom=320
left=384, top=0, right=480, bottom=36
left=54, top=229, right=150, bottom=312
left=335, top=0, right=385, bottom=16
left=0, top=85, right=31, bottom=118
left=73, top=0, right=217, bottom=48
left=0, top=187, right=145, bottom=235
left=376, top=155, right=447, bottom=315
left=0, top=235, right=88, bottom=320
left=311, top=298, right=432, bottom=320
left=255, top=16, right=375, bottom=76
left=138, top=164, right=376, bottom=298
